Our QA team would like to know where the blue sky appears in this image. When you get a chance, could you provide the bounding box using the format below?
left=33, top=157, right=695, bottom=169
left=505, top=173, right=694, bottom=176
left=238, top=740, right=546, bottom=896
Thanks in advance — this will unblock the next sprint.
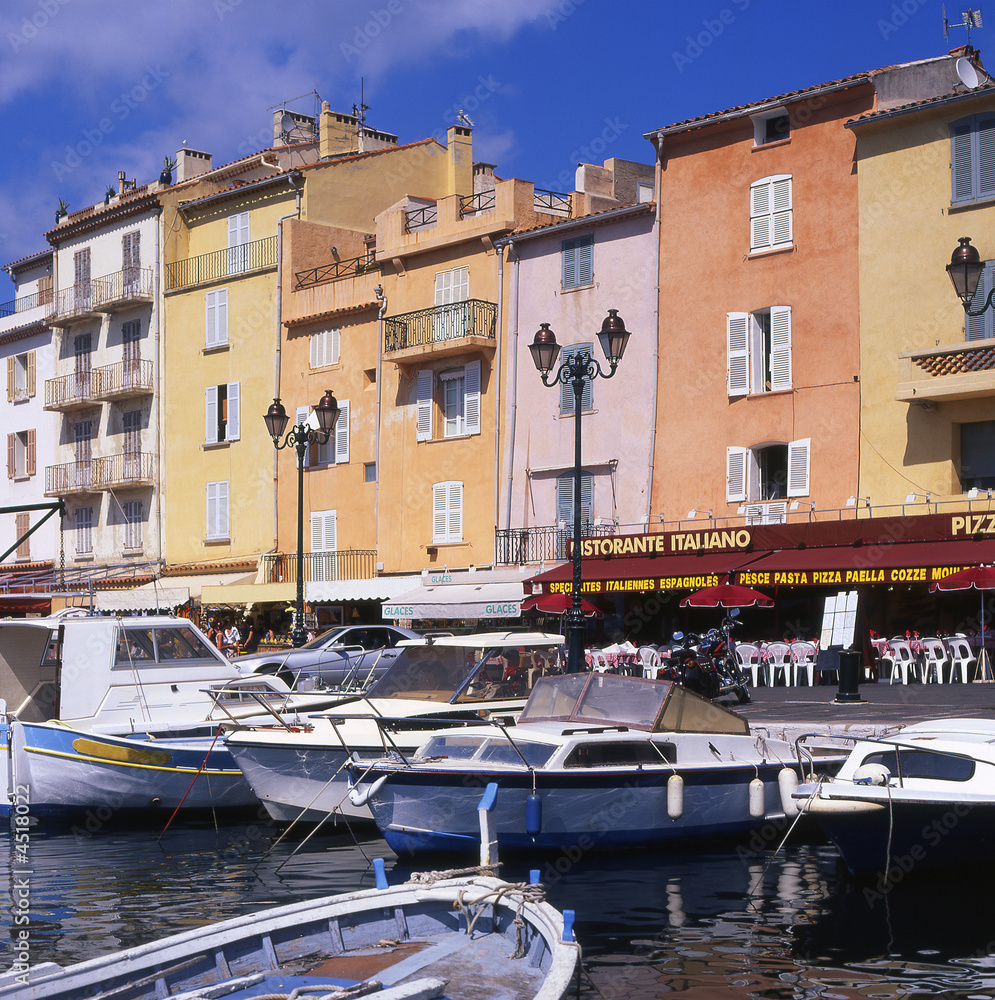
left=0, top=0, right=973, bottom=269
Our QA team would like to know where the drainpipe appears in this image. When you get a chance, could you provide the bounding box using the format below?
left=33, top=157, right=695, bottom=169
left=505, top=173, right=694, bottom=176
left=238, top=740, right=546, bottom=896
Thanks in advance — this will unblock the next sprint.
left=154, top=207, right=163, bottom=565
left=493, top=243, right=505, bottom=547
left=500, top=241, right=520, bottom=533
left=272, top=172, right=304, bottom=548
left=374, top=284, right=386, bottom=560
left=645, top=132, right=664, bottom=524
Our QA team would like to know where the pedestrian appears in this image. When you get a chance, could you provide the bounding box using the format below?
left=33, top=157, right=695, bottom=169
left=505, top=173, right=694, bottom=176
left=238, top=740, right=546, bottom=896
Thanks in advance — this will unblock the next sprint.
left=243, top=617, right=265, bottom=654
left=221, top=618, right=242, bottom=659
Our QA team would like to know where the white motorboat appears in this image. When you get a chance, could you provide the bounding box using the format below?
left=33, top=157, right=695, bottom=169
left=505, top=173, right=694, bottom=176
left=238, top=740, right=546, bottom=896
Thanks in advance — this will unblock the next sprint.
left=225, top=631, right=567, bottom=823
left=0, top=612, right=364, bottom=823
left=793, top=718, right=995, bottom=874
left=346, top=672, right=845, bottom=856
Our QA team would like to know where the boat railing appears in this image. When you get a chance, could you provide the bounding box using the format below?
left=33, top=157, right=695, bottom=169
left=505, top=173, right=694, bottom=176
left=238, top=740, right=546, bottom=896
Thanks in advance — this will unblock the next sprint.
left=793, top=732, right=857, bottom=782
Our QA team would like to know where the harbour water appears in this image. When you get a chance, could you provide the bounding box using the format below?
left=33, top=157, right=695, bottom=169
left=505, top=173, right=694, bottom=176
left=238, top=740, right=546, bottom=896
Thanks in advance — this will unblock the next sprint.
left=6, top=812, right=995, bottom=998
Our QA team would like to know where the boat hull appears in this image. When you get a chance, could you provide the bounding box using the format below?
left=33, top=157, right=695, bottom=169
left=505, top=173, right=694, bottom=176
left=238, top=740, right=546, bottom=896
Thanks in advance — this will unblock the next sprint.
left=367, top=762, right=793, bottom=856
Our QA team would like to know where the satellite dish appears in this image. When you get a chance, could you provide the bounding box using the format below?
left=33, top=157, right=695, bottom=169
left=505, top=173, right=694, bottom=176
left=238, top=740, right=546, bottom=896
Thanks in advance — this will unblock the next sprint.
left=957, top=56, right=981, bottom=89
left=280, top=112, right=295, bottom=134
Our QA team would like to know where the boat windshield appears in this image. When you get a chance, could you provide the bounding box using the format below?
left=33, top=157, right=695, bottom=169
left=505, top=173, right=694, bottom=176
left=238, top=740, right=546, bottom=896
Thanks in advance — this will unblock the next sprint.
left=366, top=639, right=564, bottom=703
left=418, top=733, right=556, bottom=768
left=520, top=673, right=671, bottom=730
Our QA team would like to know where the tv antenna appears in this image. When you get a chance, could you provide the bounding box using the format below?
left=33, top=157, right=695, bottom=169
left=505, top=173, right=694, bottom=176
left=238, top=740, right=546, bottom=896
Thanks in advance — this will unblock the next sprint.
left=352, top=78, right=370, bottom=131
left=457, top=109, right=475, bottom=127
left=944, top=6, right=983, bottom=46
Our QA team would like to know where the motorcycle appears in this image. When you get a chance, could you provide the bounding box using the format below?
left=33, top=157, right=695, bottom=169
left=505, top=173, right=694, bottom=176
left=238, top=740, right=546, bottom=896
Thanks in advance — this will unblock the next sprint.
left=662, top=616, right=751, bottom=704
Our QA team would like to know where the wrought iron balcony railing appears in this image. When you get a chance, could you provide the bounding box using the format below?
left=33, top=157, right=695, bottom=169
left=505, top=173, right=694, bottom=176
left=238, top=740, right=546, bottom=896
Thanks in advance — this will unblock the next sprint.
left=44, top=359, right=153, bottom=410
left=164, top=236, right=278, bottom=290
left=495, top=522, right=619, bottom=565
left=51, top=268, right=153, bottom=323
left=45, top=452, right=154, bottom=496
left=459, top=190, right=496, bottom=217
left=0, top=288, right=54, bottom=319
left=404, top=204, right=437, bottom=232
left=45, top=461, right=95, bottom=496
left=384, top=299, right=496, bottom=354
left=294, top=250, right=378, bottom=290
left=259, top=549, right=377, bottom=584
left=534, top=189, right=571, bottom=215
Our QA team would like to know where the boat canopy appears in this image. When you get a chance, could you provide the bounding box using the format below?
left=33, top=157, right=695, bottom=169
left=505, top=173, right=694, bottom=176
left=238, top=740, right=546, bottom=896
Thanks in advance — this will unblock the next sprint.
left=519, top=673, right=750, bottom=735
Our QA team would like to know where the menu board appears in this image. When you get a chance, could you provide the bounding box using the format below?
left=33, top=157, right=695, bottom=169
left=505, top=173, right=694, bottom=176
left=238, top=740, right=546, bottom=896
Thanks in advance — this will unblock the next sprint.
left=820, top=590, right=858, bottom=648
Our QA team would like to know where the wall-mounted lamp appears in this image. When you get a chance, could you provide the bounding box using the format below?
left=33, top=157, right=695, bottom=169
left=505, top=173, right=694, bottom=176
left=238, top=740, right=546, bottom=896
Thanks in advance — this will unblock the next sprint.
left=846, top=496, right=871, bottom=508
left=947, top=237, right=993, bottom=312
left=686, top=509, right=712, bottom=520
left=904, top=492, right=931, bottom=504
left=967, top=487, right=993, bottom=499
left=789, top=500, right=816, bottom=511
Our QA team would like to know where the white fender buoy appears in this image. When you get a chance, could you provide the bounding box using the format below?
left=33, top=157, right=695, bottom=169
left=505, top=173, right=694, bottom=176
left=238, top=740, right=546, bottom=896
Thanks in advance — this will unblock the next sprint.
left=749, top=777, right=765, bottom=818
left=667, top=773, right=684, bottom=819
left=778, top=767, right=799, bottom=817
left=347, top=775, right=387, bottom=808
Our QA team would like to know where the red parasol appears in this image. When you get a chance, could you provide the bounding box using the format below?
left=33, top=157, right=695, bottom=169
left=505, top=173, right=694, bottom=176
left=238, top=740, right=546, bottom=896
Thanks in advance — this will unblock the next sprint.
left=679, top=584, right=774, bottom=608
left=930, top=565, right=995, bottom=679
left=521, top=593, right=601, bottom=617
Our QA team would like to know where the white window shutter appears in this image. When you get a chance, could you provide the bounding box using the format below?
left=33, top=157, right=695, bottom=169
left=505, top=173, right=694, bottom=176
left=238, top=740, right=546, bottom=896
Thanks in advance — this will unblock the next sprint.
left=772, top=176, right=793, bottom=246
left=787, top=438, right=811, bottom=497
left=750, top=181, right=771, bottom=250
left=334, top=399, right=349, bottom=463
left=228, top=215, right=239, bottom=247
left=227, top=382, right=240, bottom=440
left=463, top=360, right=480, bottom=434
left=309, top=332, right=318, bottom=368
left=726, top=446, right=748, bottom=503
left=218, top=481, right=229, bottom=537
left=6, top=357, right=12, bottom=402
left=331, top=328, right=341, bottom=365
left=727, top=313, right=750, bottom=396
left=448, top=481, right=463, bottom=541
left=295, top=406, right=312, bottom=468
left=217, top=289, right=228, bottom=343
left=205, top=386, right=218, bottom=444
left=769, top=306, right=792, bottom=390
left=454, top=267, right=469, bottom=301
left=205, top=292, right=217, bottom=347
left=416, top=369, right=433, bottom=441
left=432, top=482, right=448, bottom=541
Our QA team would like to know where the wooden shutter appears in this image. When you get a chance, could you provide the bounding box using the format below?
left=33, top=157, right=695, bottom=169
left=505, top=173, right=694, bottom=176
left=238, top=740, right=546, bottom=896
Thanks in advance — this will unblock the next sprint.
left=786, top=438, right=811, bottom=497
left=432, top=482, right=449, bottom=542
left=5, top=357, right=12, bottom=402
left=334, top=399, right=349, bottom=463
left=416, top=369, right=433, bottom=441
left=750, top=180, right=771, bottom=250
left=980, top=115, right=995, bottom=200
left=561, top=238, right=576, bottom=287
left=463, top=360, right=480, bottom=434
left=726, top=313, right=750, bottom=396
left=769, top=306, right=792, bottom=390
left=576, top=236, right=593, bottom=285
left=771, top=176, right=792, bottom=246
left=447, top=481, right=462, bottom=542
left=122, top=230, right=140, bottom=269
left=207, top=481, right=229, bottom=538
left=296, top=406, right=313, bottom=467
left=26, top=429, right=35, bottom=477
left=205, top=292, right=217, bottom=347
left=559, top=345, right=593, bottom=413
left=556, top=471, right=593, bottom=526
left=205, top=386, right=218, bottom=444
left=6, top=433, right=13, bottom=479
left=952, top=117, right=975, bottom=202
left=26, top=350, right=35, bottom=397
left=726, top=446, right=748, bottom=503
left=966, top=262, right=995, bottom=341
left=310, top=509, right=337, bottom=581
left=75, top=248, right=90, bottom=285
left=225, top=382, right=239, bottom=441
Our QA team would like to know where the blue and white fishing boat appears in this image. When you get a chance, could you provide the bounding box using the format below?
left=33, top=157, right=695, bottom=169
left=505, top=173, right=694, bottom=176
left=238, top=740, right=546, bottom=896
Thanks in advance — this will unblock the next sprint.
left=2, top=864, right=580, bottom=1000
left=348, top=672, right=843, bottom=856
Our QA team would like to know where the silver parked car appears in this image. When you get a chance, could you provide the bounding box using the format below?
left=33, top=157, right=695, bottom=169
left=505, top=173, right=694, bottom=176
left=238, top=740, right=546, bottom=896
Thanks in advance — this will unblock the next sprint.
left=234, top=624, right=421, bottom=689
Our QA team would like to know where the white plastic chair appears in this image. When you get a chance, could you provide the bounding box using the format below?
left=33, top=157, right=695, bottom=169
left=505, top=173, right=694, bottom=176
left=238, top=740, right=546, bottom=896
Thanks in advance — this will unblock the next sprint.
left=880, top=639, right=918, bottom=683
left=789, top=641, right=817, bottom=686
left=920, top=637, right=951, bottom=683
left=945, top=636, right=976, bottom=683
left=588, top=649, right=610, bottom=673
left=764, top=641, right=794, bottom=685
left=638, top=646, right=660, bottom=679
left=734, top=643, right=765, bottom=687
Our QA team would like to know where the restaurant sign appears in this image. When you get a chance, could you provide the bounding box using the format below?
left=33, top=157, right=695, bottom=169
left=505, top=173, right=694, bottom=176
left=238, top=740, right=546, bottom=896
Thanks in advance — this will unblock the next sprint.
left=548, top=574, right=722, bottom=594
left=735, top=566, right=970, bottom=588
left=576, top=529, right=752, bottom=558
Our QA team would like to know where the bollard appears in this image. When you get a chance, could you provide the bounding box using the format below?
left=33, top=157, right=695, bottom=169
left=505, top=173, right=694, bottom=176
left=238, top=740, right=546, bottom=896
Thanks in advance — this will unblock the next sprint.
left=835, top=649, right=863, bottom=703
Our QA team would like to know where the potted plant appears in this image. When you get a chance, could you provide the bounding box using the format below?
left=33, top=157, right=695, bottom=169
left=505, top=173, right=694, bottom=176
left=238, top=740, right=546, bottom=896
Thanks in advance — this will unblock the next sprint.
left=104, top=185, right=115, bottom=205
left=56, top=198, right=69, bottom=222
left=160, top=155, right=176, bottom=186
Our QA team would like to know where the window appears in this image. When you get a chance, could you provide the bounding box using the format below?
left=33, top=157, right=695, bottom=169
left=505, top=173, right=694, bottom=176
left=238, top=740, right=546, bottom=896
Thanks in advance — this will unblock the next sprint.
left=434, top=267, right=469, bottom=342
left=559, top=345, right=593, bottom=415
left=310, top=328, right=340, bottom=368
left=8, top=429, right=35, bottom=479
left=727, top=306, right=791, bottom=396
left=965, top=261, right=995, bottom=341
left=416, top=362, right=480, bottom=440
left=123, top=499, right=143, bottom=551
left=227, top=212, right=250, bottom=274
left=122, top=230, right=140, bottom=294
left=74, top=248, right=91, bottom=311
left=123, top=409, right=141, bottom=477
left=364, top=462, right=377, bottom=483
left=7, top=351, right=35, bottom=401
left=727, top=439, right=810, bottom=503
left=206, top=481, right=229, bottom=540
left=750, top=175, right=792, bottom=252
left=961, top=421, right=995, bottom=490
left=752, top=110, right=790, bottom=146
left=561, top=234, right=593, bottom=289
left=951, top=113, right=995, bottom=204
left=556, top=471, right=593, bottom=559
left=432, top=481, right=463, bottom=543
left=122, top=320, right=141, bottom=384
left=74, top=418, right=91, bottom=488
left=75, top=506, right=93, bottom=555
left=205, top=288, right=228, bottom=347
left=636, top=181, right=654, bottom=204
left=205, top=383, right=240, bottom=443
left=74, top=333, right=92, bottom=397
left=310, top=509, right=337, bottom=582
left=15, top=511, right=29, bottom=560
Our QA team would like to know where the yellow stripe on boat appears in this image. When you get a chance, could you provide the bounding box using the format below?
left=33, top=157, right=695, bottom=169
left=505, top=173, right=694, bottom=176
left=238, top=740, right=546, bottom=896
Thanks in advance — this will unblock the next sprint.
left=71, top=738, right=172, bottom=767
left=23, top=745, right=232, bottom=776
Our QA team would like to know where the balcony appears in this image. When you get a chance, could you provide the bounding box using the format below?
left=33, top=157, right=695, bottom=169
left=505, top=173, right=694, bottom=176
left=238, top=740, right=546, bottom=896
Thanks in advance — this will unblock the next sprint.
left=496, top=522, right=619, bottom=566
left=896, top=339, right=995, bottom=402
left=259, top=549, right=377, bottom=583
left=294, top=249, right=378, bottom=290
left=164, top=236, right=278, bottom=291
left=44, top=360, right=153, bottom=411
left=384, top=299, right=497, bottom=363
left=0, top=288, right=54, bottom=319
left=50, top=268, right=153, bottom=326
left=44, top=452, right=154, bottom=497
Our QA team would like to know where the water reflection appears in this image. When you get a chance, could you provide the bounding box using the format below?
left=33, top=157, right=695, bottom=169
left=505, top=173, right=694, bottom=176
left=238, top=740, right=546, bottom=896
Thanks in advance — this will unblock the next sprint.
left=6, top=825, right=995, bottom=998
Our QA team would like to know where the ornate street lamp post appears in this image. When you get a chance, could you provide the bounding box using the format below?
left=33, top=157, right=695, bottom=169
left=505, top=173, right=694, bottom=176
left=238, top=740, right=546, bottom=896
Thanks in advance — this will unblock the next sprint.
left=264, top=389, right=339, bottom=648
left=948, top=236, right=993, bottom=313
left=528, top=309, right=632, bottom=673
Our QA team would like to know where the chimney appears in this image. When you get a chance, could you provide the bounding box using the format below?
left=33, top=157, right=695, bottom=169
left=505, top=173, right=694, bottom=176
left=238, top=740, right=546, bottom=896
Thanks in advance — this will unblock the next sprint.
left=446, top=125, right=473, bottom=197
left=176, top=146, right=212, bottom=183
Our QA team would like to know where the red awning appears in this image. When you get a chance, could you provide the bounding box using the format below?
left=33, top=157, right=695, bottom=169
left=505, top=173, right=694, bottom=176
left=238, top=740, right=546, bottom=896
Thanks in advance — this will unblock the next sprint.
left=736, top=538, right=995, bottom=587
left=528, top=550, right=765, bottom=595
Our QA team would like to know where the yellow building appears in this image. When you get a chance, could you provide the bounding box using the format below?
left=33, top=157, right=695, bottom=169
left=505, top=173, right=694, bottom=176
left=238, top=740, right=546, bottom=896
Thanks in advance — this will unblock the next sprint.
left=850, top=63, right=995, bottom=507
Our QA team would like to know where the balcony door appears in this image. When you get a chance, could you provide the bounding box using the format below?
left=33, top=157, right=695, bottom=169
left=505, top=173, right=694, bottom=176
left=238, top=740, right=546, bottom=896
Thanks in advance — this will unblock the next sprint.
left=122, top=230, right=140, bottom=297
left=74, top=418, right=92, bottom=489
left=122, top=320, right=141, bottom=387
left=433, top=267, right=468, bottom=343
left=123, top=409, right=141, bottom=479
left=74, top=248, right=91, bottom=312
left=74, top=333, right=92, bottom=400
